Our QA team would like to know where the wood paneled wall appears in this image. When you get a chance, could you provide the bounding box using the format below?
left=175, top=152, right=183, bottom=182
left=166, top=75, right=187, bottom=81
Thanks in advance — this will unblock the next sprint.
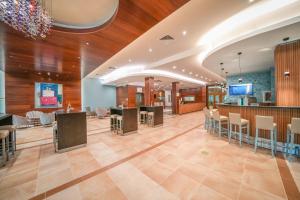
left=218, top=105, right=300, bottom=144
left=116, top=85, right=137, bottom=107
left=5, top=72, right=81, bottom=116
left=179, top=87, right=205, bottom=103
left=275, top=40, right=300, bottom=106
left=144, top=77, right=154, bottom=106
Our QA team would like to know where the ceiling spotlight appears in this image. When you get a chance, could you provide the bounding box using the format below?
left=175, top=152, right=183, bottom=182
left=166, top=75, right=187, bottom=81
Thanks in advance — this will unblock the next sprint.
left=189, top=72, right=193, bottom=75
left=85, top=42, right=89, bottom=46
left=47, top=72, right=51, bottom=76
left=284, top=71, right=290, bottom=77
left=195, top=74, right=199, bottom=77
left=78, top=56, right=81, bottom=59
left=200, top=76, right=203, bottom=78
left=172, top=65, right=177, bottom=69
left=128, top=59, right=132, bottom=62
left=182, top=69, right=185, bottom=72
left=182, top=30, right=187, bottom=36
left=37, top=72, right=41, bottom=75
left=148, top=48, right=153, bottom=52
left=249, top=0, right=255, bottom=3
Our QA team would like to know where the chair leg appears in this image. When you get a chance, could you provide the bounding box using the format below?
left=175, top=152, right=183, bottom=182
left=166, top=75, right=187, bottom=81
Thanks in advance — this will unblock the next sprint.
left=219, top=121, right=221, bottom=137
left=228, top=124, right=231, bottom=143
left=254, top=128, right=258, bottom=153
left=286, top=130, right=290, bottom=155
left=270, top=130, right=274, bottom=157
left=1, top=138, right=6, bottom=166
left=274, top=128, right=277, bottom=155
left=247, top=124, right=250, bottom=144
left=239, top=125, right=242, bottom=146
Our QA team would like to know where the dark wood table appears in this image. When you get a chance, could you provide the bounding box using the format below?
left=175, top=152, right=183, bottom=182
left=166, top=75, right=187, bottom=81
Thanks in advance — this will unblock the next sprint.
left=54, top=111, right=87, bottom=152
left=140, top=106, right=163, bottom=126
left=110, top=107, right=138, bottom=135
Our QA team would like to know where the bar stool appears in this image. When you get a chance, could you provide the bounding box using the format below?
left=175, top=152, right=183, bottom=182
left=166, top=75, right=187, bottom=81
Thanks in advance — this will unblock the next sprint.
left=286, top=118, right=300, bottom=155
left=203, top=107, right=213, bottom=132
left=110, top=114, right=118, bottom=132
left=0, top=125, right=16, bottom=157
left=212, top=110, right=229, bottom=137
left=254, top=115, right=277, bottom=157
left=0, top=130, right=9, bottom=166
left=116, top=115, right=123, bottom=134
left=147, top=112, right=154, bottom=127
left=140, top=111, right=148, bottom=124
left=228, top=113, right=250, bottom=146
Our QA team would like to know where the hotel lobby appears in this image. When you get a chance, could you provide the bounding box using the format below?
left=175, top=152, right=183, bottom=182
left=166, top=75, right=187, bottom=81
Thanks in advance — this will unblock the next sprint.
left=0, top=0, right=300, bottom=199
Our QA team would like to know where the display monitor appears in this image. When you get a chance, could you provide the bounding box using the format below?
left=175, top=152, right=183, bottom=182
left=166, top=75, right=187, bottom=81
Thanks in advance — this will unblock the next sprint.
left=229, top=83, right=253, bottom=96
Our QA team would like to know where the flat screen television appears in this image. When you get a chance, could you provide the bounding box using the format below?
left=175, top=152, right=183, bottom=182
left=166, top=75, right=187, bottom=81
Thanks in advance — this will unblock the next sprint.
left=183, top=96, right=195, bottom=102
left=229, top=83, right=253, bottom=96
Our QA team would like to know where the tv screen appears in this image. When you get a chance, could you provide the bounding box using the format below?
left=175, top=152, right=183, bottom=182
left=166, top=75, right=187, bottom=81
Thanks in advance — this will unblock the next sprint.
left=229, top=84, right=253, bottom=96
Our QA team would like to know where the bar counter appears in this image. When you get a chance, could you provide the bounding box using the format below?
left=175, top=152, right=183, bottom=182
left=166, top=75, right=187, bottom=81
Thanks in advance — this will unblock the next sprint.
left=140, top=106, right=163, bottom=126
left=110, top=107, right=138, bottom=134
left=217, top=103, right=300, bottom=144
left=179, top=102, right=206, bottom=114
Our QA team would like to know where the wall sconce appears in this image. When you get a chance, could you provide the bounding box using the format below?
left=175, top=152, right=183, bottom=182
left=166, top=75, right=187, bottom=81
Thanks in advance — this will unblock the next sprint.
left=284, top=71, right=290, bottom=77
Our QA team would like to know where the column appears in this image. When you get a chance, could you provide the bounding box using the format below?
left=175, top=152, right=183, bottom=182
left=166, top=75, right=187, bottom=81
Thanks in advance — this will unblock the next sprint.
left=171, top=82, right=179, bottom=114
left=144, top=77, right=154, bottom=106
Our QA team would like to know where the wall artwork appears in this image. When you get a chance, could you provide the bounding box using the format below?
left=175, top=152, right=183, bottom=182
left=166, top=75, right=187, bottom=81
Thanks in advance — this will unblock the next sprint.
left=35, top=82, right=63, bottom=108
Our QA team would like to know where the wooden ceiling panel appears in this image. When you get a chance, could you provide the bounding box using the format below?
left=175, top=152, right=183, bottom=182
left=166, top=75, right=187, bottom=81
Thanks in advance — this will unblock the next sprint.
left=0, top=0, right=189, bottom=80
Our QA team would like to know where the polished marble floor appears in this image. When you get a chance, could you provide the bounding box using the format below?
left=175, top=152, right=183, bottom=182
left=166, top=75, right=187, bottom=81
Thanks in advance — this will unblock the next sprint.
left=0, top=111, right=299, bottom=200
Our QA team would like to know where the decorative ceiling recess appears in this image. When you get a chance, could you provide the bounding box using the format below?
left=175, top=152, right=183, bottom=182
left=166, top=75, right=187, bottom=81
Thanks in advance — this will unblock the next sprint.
left=50, top=0, right=119, bottom=31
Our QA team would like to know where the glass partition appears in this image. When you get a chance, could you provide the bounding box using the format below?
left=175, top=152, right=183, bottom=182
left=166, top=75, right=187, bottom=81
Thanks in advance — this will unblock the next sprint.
left=0, top=70, right=5, bottom=113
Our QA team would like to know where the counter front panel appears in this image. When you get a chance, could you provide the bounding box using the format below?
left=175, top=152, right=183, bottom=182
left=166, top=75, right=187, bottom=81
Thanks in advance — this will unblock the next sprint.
left=217, top=104, right=300, bottom=144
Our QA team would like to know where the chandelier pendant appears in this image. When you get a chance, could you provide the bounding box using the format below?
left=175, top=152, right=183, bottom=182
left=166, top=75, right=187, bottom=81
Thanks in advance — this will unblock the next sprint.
left=0, top=0, right=52, bottom=39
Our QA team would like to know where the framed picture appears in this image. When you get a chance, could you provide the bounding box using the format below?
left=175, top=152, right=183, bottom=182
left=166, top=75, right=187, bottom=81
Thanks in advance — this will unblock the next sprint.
left=262, top=91, right=272, bottom=103
left=35, top=82, right=63, bottom=108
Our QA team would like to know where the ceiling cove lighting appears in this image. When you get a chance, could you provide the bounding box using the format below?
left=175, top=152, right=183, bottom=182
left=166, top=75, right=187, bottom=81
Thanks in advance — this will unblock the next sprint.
left=99, top=67, right=206, bottom=85
left=197, top=0, right=298, bottom=64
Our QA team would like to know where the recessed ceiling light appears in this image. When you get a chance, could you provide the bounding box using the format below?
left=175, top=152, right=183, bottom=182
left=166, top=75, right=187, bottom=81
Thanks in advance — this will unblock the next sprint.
left=205, top=77, right=208, bottom=80
left=189, top=72, right=193, bottom=75
left=258, top=48, right=272, bottom=52
left=38, top=72, right=41, bottom=75
left=86, top=42, right=89, bottom=46
left=195, top=74, right=199, bottom=77
left=47, top=72, right=50, bottom=76
left=182, top=69, right=185, bottom=72
left=200, top=76, right=203, bottom=78
left=182, top=30, right=187, bottom=36
left=172, top=65, right=177, bottom=69
left=78, top=56, right=81, bottom=59
left=128, top=59, right=132, bottom=62
left=148, top=48, right=153, bottom=52
left=249, top=0, right=255, bottom=3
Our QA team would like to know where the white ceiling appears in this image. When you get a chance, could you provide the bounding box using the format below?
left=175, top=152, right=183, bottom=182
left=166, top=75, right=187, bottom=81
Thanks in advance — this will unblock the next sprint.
left=49, top=0, right=119, bottom=29
left=204, top=22, right=300, bottom=76
left=87, top=0, right=300, bottom=88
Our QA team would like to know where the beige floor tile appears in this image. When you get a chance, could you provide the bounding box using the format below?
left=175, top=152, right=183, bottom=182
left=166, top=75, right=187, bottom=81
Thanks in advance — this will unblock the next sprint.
left=238, top=184, right=286, bottom=200
left=142, top=161, right=175, bottom=184
left=48, top=185, right=82, bottom=200
left=190, top=185, right=230, bottom=200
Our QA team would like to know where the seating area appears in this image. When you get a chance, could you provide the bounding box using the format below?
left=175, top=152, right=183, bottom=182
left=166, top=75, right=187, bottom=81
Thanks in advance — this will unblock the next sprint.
left=203, top=107, right=300, bottom=157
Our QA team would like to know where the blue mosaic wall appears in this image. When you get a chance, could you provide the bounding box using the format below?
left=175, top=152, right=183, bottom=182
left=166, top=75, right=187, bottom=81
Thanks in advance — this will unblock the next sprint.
left=226, top=68, right=275, bottom=103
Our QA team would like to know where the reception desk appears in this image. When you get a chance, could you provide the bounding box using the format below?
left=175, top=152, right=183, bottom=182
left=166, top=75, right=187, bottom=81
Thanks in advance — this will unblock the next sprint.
left=179, top=102, right=206, bottom=115
left=217, top=104, right=300, bottom=144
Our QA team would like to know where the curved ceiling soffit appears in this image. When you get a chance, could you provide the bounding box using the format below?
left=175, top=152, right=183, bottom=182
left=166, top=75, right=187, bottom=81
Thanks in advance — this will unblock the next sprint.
left=92, top=0, right=300, bottom=84
left=49, top=0, right=119, bottom=33
left=199, top=0, right=300, bottom=66
left=99, top=66, right=206, bottom=86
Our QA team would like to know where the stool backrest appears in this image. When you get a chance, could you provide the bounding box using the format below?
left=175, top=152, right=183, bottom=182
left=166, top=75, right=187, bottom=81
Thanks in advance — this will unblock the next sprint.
left=212, top=110, right=220, bottom=120
left=229, top=113, right=241, bottom=125
left=256, top=115, right=274, bottom=131
left=291, top=118, right=300, bottom=134
left=203, top=107, right=211, bottom=118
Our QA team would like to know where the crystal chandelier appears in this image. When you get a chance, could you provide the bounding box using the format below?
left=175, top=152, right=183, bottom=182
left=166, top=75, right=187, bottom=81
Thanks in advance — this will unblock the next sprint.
left=0, top=0, right=52, bottom=39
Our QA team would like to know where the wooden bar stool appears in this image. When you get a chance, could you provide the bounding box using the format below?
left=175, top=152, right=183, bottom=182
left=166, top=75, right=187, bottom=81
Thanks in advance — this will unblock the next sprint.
left=286, top=118, right=300, bottom=155
left=0, top=125, right=17, bottom=157
left=228, top=113, right=250, bottom=146
left=254, top=115, right=277, bottom=157
left=203, top=107, right=213, bottom=132
left=212, top=110, right=229, bottom=137
left=140, top=111, right=148, bottom=124
left=0, top=130, right=9, bottom=166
